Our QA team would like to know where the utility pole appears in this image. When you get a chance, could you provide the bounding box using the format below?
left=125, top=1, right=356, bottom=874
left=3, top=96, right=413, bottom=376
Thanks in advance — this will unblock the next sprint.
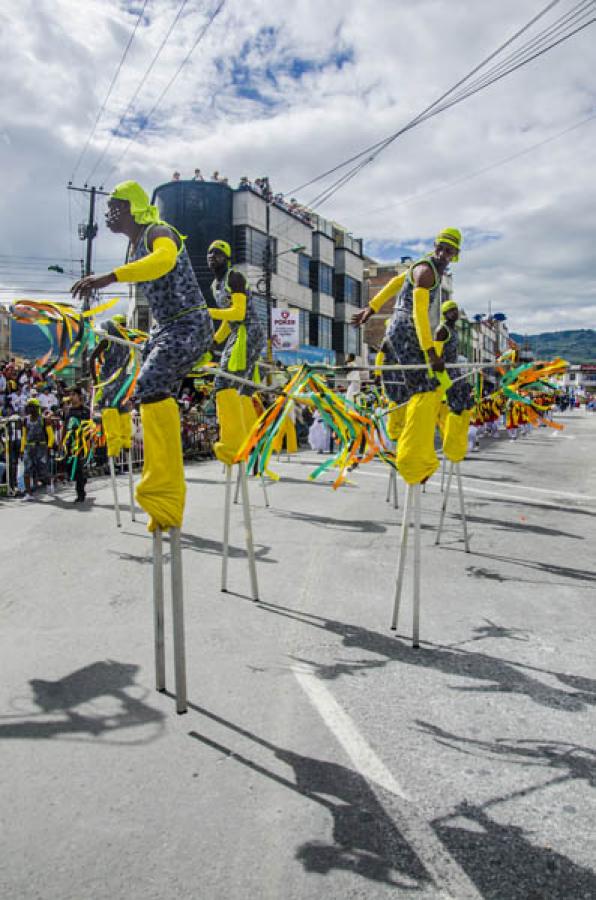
left=67, top=183, right=108, bottom=378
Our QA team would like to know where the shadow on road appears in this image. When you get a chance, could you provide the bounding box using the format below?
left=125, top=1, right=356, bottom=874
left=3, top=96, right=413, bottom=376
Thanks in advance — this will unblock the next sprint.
left=184, top=699, right=429, bottom=890
left=435, top=801, right=596, bottom=900
left=0, top=660, right=165, bottom=744
left=255, top=602, right=596, bottom=712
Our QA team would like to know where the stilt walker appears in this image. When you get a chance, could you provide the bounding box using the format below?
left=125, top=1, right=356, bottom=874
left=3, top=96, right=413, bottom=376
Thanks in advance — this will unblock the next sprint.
left=206, top=240, right=265, bottom=600
left=90, top=315, right=130, bottom=526
left=353, top=228, right=462, bottom=644
left=72, top=181, right=214, bottom=714
left=434, top=299, right=473, bottom=551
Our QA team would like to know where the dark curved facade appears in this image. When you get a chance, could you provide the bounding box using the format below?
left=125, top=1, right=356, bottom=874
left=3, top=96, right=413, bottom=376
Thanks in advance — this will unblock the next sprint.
left=151, top=180, right=233, bottom=302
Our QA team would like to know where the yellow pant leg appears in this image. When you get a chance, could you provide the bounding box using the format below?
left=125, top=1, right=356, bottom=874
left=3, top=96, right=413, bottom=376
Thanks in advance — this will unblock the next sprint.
left=397, top=389, right=441, bottom=484
left=387, top=404, right=407, bottom=442
left=443, top=409, right=471, bottom=463
left=101, top=407, right=122, bottom=458
left=214, top=388, right=246, bottom=465
left=119, top=411, right=133, bottom=450
left=135, top=398, right=185, bottom=532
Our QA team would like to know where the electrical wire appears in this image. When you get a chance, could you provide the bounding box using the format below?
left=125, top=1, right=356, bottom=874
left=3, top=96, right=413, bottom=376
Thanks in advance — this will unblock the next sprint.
left=282, top=0, right=594, bottom=213
left=70, top=0, right=149, bottom=182
left=308, top=2, right=596, bottom=208
left=100, top=0, right=226, bottom=185
left=85, top=0, right=189, bottom=184
left=307, top=9, right=596, bottom=210
left=361, top=108, right=596, bottom=217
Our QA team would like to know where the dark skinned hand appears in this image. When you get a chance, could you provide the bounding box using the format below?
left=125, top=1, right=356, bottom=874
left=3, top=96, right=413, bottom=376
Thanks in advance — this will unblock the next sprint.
left=71, top=272, right=117, bottom=302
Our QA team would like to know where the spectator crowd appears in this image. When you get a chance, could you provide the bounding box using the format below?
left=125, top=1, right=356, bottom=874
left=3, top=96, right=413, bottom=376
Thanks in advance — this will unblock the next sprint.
left=170, top=171, right=314, bottom=224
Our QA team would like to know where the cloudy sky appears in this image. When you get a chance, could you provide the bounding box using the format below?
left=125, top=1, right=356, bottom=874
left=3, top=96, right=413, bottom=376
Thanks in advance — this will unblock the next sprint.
left=1, top=0, right=595, bottom=335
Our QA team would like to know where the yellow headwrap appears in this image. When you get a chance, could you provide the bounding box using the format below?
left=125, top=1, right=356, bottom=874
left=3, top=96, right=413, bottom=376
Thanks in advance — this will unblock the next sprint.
left=435, top=227, right=461, bottom=261
left=111, top=181, right=162, bottom=226
left=112, top=313, right=127, bottom=325
left=208, top=239, right=231, bottom=259
left=441, top=299, right=458, bottom=316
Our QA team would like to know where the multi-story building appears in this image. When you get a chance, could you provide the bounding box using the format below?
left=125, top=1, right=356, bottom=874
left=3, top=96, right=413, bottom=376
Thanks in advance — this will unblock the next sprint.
left=129, top=180, right=367, bottom=368
left=556, top=363, right=596, bottom=397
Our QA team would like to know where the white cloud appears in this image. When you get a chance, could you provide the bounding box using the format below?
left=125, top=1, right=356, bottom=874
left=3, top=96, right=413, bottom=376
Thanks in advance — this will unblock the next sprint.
left=0, top=0, right=595, bottom=336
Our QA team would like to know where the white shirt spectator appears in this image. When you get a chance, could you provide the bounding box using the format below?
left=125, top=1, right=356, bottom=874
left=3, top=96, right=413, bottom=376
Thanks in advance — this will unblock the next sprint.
left=346, top=367, right=361, bottom=402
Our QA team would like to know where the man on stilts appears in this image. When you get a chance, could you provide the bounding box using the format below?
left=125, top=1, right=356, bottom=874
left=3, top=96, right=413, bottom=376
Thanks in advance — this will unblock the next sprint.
left=206, top=240, right=265, bottom=464
left=72, top=181, right=213, bottom=532
left=434, top=299, right=473, bottom=464
left=353, top=228, right=462, bottom=484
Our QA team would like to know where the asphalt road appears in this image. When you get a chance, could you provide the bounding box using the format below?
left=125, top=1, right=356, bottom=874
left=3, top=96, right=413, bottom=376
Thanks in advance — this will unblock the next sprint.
left=1, top=411, right=595, bottom=900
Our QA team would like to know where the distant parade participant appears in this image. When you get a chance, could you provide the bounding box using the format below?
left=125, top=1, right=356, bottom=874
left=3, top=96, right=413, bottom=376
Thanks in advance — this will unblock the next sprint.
left=206, top=239, right=265, bottom=464
left=72, top=181, right=213, bottom=531
left=89, top=314, right=132, bottom=460
left=353, top=228, right=462, bottom=483
left=434, top=299, right=473, bottom=463
left=62, top=388, right=90, bottom=503
left=21, top=398, right=54, bottom=501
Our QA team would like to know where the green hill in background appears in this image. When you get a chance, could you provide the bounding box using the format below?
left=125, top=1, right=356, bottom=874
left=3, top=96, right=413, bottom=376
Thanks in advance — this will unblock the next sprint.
left=510, top=329, right=596, bottom=363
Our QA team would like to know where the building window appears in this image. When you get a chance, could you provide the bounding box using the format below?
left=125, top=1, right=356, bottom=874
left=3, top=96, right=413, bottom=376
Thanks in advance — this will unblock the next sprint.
left=332, top=322, right=361, bottom=355
left=309, top=314, right=332, bottom=349
left=298, top=253, right=311, bottom=288
left=252, top=293, right=269, bottom=331
left=345, top=324, right=361, bottom=355
left=335, top=274, right=362, bottom=307
left=234, top=225, right=277, bottom=271
left=310, top=260, right=333, bottom=295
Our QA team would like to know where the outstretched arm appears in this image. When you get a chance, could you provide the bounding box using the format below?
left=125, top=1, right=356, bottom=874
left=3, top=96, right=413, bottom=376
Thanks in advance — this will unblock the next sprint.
left=351, top=272, right=407, bottom=326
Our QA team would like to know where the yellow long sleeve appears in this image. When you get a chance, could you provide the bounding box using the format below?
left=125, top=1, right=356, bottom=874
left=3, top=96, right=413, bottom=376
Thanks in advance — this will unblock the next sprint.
left=412, top=287, right=433, bottom=352
left=213, top=321, right=231, bottom=344
left=209, top=293, right=246, bottom=322
left=114, top=237, right=177, bottom=283
left=369, top=272, right=406, bottom=313
left=374, top=350, right=385, bottom=378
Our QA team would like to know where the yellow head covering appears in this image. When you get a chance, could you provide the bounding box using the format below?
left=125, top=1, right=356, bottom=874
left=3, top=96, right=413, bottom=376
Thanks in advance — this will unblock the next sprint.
left=435, top=227, right=461, bottom=261
left=208, top=239, right=231, bottom=259
left=112, top=313, right=127, bottom=325
left=441, top=299, right=458, bottom=316
left=111, top=181, right=162, bottom=225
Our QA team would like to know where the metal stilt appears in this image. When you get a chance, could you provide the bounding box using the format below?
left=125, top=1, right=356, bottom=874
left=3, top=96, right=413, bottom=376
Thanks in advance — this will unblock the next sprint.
left=440, top=454, right=447, bottom=493
left=169, top=528, right=187, bottom=714
left=108, top=457, right=121, bottom=527
left=391, top=483, right=422, bottom=647
left=239, top=461, right=260, bottom=601
left=235, top=466, right=269, bottom=509
left=153, top=530, right=165, bottom=691
left=128, top=449, right=136, bottom=522
left=412, top=484, right=422, bottom=648
left=435, top=461, right=455, bottom=546
left=435, top=461, right=469, bottom=551
left=456, top=463, right=470, bottom=553
left=386, top=470, right=392, bottom=503
left=386, top=468, right=399, bottom=509
left=221, top=465, right=233, bottom=592
left=391, top=482, right=413, bottom=631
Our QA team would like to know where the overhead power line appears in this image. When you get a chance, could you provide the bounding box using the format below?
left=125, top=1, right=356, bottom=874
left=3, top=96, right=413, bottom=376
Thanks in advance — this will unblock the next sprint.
left=100, top=0, right=226, bottom=185
left=284, top=0, right=595, bottom=212
left=85, top=0, right=189, bottom=184
left=307, top=0, right=596, bottom=209
left=70, top=0, right=149, bottom=182
left=362, top=109, right=596, bottom=217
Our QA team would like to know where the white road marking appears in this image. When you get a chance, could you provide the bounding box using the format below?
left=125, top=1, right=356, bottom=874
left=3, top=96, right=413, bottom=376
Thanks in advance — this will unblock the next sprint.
left=353, top=469, right=596, bottom=510
left=288, top=455, right=594, bottom=502
left=293, top=665, right=484, bottom=900
left=293, top=664, right=411, bottom=800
